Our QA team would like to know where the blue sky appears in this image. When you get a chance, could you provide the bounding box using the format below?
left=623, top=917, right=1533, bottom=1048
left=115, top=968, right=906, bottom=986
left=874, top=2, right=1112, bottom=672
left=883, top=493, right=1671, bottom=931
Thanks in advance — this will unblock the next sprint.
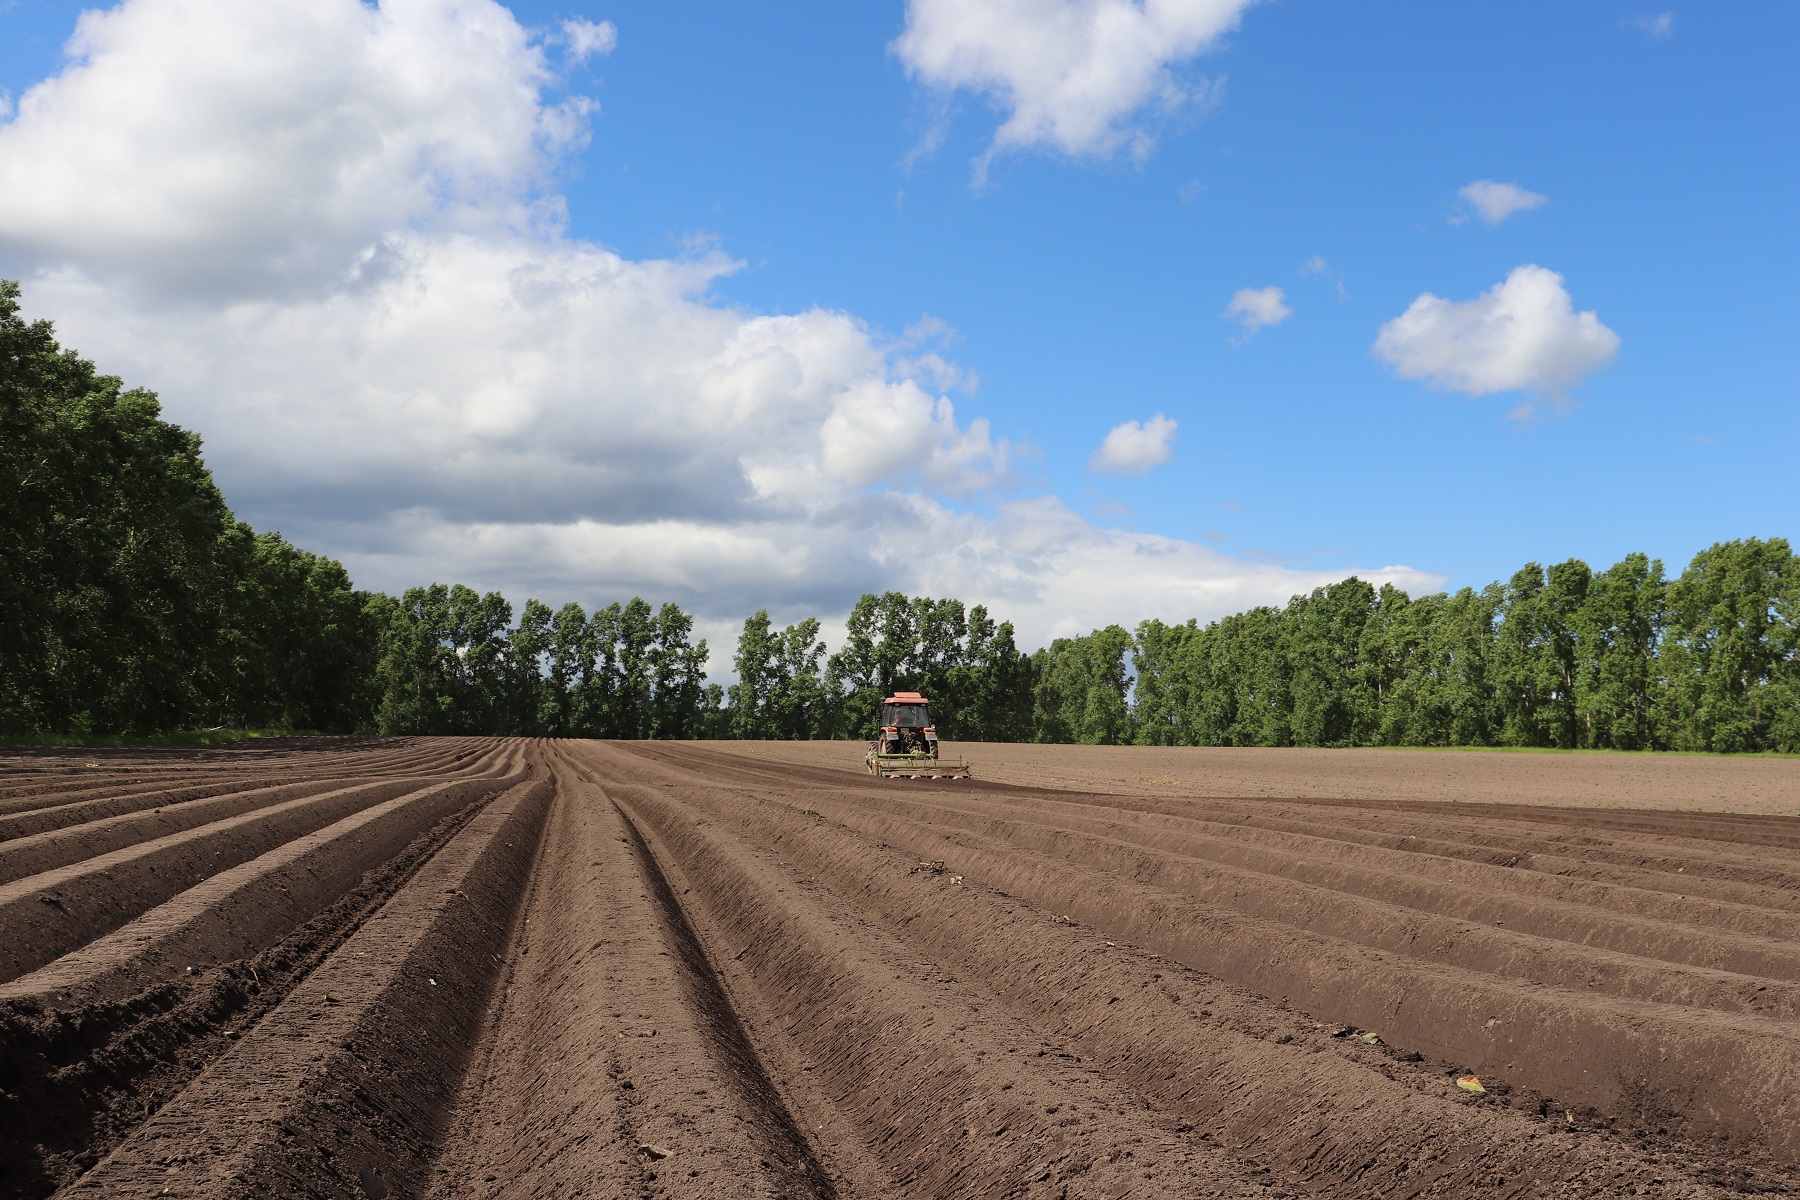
left=1, top=0, right=1795, bottom=649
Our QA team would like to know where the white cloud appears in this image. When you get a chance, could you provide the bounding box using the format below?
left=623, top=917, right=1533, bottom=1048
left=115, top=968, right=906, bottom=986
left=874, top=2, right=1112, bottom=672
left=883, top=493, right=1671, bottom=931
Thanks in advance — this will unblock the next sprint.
left=1091, top=414, right=1176, bottom=476
left=1635, top=12, right=1674, bottom=39
left=1456, top=180, right=1547, bottom=226
left=893, top=0, right=1258, bottom=179
left=0, top=0, right=1439, bottom=652
left=1374, top=264, right=1620, bottom=399
left=819, top=381, right=1007, bottom=491
left=903, top=498, right=1445, bottom=644
left=1301, top=255, right=1327, bottom=275
left=328, top=495, right=1446, bottom=652
left=1222, top=285, right=1290, bottom=337
left=561, top=16, right=616, bottom=62
left=0, top=0, right=569, bottom=299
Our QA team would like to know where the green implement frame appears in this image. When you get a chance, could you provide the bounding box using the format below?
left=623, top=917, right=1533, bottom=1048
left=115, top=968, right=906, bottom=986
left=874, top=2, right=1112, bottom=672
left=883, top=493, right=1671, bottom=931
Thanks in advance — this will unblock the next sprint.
left=866, top=750, right=972, bottom=780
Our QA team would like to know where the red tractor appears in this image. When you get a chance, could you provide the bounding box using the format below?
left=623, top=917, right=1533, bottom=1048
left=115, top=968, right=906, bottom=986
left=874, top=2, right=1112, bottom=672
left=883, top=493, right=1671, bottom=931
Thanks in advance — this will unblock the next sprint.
left=865, top=691, right=971, bottom=779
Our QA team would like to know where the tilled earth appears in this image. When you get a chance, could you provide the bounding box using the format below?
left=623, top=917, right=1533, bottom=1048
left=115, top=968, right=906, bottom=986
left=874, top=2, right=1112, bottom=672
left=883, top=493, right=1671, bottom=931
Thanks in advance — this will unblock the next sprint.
left=3, top=739, right=1800, bottom=1198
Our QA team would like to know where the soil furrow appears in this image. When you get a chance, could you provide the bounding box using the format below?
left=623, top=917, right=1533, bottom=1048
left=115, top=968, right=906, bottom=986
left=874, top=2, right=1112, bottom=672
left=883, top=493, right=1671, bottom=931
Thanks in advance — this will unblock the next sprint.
left=0, top=739, right=463, bottom=806
left=606, top=769, right=1289, bottom=1198
left=0, top=787, right=495, bottom=1200
left=1156, top=803, right=1800, bottom=899
left=960, top=790, right=1800, bottom=934
left=0, top=741, right=471, bottom=821
left=0, top=741, right=492, bottom=829
left=5, top=736, right=1796, bottom=1197
left=58, top=767, right=552, bottom=1198
left=0, top=779, right=262, bottom=821
left=598, top=743, right=1799, bottom=1196
left=0, top=746, right=525, bottom=982
left=0, top=779, right=441, bottom=982
left=427, top=747, right=841, bottom=1200
left=841, top=790, right=1800, bottom=1014
left=1, top=771, right=520, bottom=1008
left=0, top=777, right=411, bottom=884
left=786, top=789, right=1800, bottom=1161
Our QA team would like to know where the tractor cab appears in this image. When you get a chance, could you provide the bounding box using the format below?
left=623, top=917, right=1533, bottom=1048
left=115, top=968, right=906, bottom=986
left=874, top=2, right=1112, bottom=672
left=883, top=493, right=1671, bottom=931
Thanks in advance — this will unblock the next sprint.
left=877, top=691, right=935, bottom=753
left=881, top=695, right=932, bottom=731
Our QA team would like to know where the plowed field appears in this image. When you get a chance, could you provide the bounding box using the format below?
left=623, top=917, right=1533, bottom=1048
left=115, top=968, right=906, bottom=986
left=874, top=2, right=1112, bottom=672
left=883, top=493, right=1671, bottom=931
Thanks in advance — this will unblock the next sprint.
left=4, top=739, right=1800, bottom=1198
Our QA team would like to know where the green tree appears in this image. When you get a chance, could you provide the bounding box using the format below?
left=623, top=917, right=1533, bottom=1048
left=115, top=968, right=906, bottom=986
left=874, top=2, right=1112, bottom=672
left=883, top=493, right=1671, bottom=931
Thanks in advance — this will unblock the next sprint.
left=542, top=602, right=592, bottom=736
left=374, top=585, right=456, bottom=735
left=1219, top=606, right=1293, bottom=746
left=771, top=617, right=827, bottom=738
left=1354, top=584, right=1435, bottom=745
left=965, top=611, right=1035, bottom=742
left=649, top=602, right=709, bottom=739
left=1288, top=578, right=1376, bottom=747
left=1769, top=566, right=1800, bottom=753
left=578, top=602, right=622, bottom=736
left=1491, top=560, right=1590, bottom=748
left=911, top=597, right=968, bottom=732
left=1131, top=618, right=1199, bottom=746
left=1573, top=553, right=1666, bottom=749
left=1032, top=625, right=1132, bottom=744
left=1405, top=586, right=1503, bottom=746
left=503, top=598, right=553, bottom=735
left=1660, top=538, right=1799, bottom=751
left=0, top=279, right=246, bottom=734
left=729, top=610, right=780, bottom=739
left=218, top=528, right=382, bottom=732
left=444, top=585, right=513, bottom=734
left=825, top=592, right=917, bottom=739
left=612, top=598, right=656, bottom=738
left=733, top=613, right=827, bottom=740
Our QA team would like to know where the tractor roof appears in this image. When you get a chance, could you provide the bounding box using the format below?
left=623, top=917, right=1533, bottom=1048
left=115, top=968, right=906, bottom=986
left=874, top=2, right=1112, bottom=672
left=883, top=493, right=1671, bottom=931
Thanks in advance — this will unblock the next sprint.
left=883, top=691, right=929, bottom=705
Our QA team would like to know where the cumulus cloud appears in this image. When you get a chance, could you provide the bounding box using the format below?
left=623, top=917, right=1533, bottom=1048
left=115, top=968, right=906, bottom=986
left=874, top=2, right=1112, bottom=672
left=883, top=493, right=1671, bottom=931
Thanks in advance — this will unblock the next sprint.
left=1457, top=180, right=1548, bottom=225
left=1222, top=286, right=1290, bottom=337
left=893, top=0, right=1258, bottom=179
left=1090, top=414, right=1176, bottom=476
left=904, top=498, right=1444, bottom=644
left=819, top=381, right=1007, bottom=492
left=561, top=16, right=617, bottom=61
left=1635, top=12, right=1674, bottom=39
left=328, top=494, right=1445, bottom=652
left=1373, top=265, right=1620, bottom=399
left=0, top=0, right=570, bottom=299
left=0, top=0, right=1436, bottom=651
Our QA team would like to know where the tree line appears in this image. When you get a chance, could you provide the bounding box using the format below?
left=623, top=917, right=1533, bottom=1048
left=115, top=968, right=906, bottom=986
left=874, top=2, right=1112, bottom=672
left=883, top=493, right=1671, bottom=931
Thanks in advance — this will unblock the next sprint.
left=720, top=541, right=1800, bottom=754
left=368, top=587, right=717, bottom=739
left=5, top=279, right=1797, bottom=751
left=1124, top=545, right=1800, bottom=753
left=2, top=281, right=377, bottom=736
left=729, top=594, right=1035, bottom=743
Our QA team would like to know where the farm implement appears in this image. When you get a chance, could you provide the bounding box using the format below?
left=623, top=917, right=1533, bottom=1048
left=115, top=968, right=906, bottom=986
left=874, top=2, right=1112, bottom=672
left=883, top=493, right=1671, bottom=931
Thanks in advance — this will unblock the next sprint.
left=865, top=691, right=971, bottom=780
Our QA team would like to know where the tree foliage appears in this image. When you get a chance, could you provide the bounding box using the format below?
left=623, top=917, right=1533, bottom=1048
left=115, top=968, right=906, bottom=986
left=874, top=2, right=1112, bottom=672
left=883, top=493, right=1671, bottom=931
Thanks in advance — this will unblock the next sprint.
left=1118, top=545, right=1798, bottom=753
left=369, top=590, right=718, bottom=738
left=815, top=593, right=1034, bottom=742
left=1, top=281, right=383, bottom=736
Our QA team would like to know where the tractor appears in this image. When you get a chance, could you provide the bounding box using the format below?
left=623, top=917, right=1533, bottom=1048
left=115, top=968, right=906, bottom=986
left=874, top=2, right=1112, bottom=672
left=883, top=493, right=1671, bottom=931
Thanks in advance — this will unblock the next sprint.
left=865, top=691, right=972, bottom=779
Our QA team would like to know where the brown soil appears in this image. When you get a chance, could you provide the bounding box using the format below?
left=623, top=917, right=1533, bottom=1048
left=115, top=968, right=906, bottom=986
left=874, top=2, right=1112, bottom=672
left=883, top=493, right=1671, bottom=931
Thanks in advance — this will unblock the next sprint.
left=4, top=737, right=1800, bottom=1198
left=715, top=740, right=1800, bottom=814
